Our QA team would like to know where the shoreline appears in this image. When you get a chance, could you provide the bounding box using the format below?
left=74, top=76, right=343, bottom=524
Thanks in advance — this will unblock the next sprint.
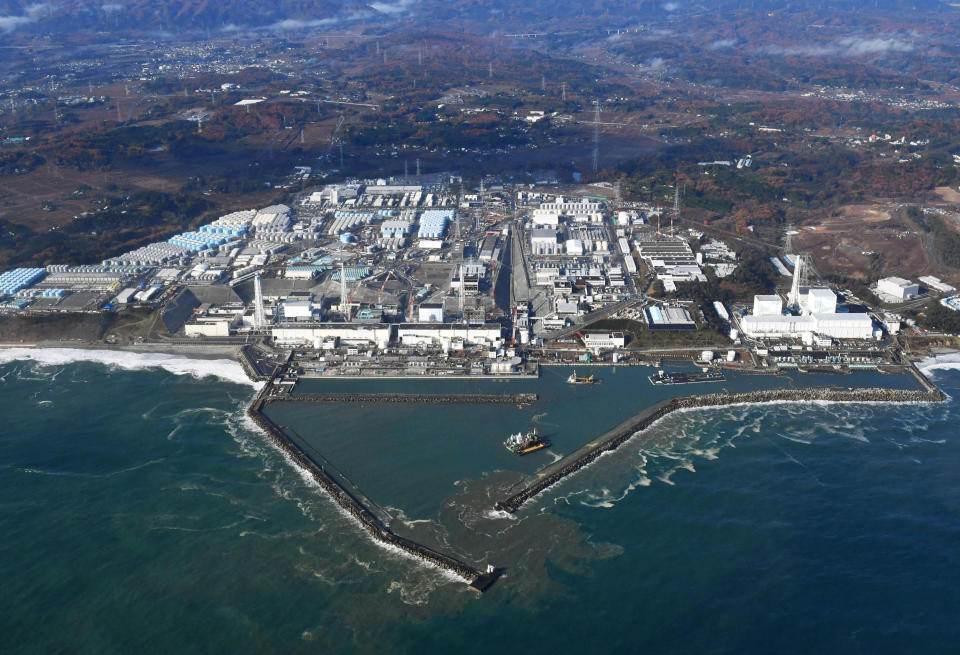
left=0, top=340, right=244, bottom=362
left=3, top=341, right=956, bottom=591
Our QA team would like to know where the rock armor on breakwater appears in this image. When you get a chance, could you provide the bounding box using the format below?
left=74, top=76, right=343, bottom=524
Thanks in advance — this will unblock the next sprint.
left=494, top=384, right=945, bottom=514
left=265, top=392, right=537, bottom=405
left=246, top=393, right=497, bottom=590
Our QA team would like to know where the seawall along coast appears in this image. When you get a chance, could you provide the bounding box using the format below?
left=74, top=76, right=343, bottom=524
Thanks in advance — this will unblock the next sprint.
left=494, top=385, right=945, bottom=514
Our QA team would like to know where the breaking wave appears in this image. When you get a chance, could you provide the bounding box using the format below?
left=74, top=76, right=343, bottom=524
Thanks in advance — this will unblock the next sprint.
left=0, top=347, right=258, bottom=387
left=918, top=352, right=960, bottom=377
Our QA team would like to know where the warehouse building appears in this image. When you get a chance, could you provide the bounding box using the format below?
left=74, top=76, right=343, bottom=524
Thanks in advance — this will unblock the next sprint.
left=583, top=332, right=626, bottom=349
left=647, top=305, right=696, bottom=329
left=530, top=228, right=560, bottom=255
left=877, top=276, right=919, bottom=301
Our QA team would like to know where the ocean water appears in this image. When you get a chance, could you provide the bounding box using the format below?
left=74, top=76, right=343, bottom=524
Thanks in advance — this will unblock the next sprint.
left=1, top=349, right=958, bottom=654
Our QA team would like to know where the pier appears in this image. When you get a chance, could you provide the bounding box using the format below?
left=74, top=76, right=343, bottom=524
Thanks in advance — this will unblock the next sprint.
left=494, top=382, right=945, bottom=514
left=265, top=392, right=538, bottom=405
left=246, top=384, right=501, bottom=591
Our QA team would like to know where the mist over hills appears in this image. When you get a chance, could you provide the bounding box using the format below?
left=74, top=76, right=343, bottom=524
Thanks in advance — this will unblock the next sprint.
left=0, top=0, right=956, bottom=38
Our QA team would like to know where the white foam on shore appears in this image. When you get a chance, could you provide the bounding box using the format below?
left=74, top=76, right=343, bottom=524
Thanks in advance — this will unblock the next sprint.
left=0, top=347, right=259, bottom=387
left=241, top=412, right=472, bottom=585
left=918, top=352, right=960, bottom=376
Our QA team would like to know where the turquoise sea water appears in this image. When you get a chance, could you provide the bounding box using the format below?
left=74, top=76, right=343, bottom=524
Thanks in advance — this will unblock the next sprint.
left=1, top=350, right=958, bottom=654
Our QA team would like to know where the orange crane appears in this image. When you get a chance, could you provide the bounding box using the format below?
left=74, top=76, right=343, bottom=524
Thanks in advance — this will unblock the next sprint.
left=376, top=271, right=392, bottom=302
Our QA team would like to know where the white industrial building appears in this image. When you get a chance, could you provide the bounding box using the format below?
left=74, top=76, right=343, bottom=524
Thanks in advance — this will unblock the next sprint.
left=919, top=275, right=956, bottom=294
left=185, top=312, right=243, bottom=337
left=271, top=324, right=393, bottom=349
left=530, top=228, right=560, bottom=255
left=397, top=324, right=502, bottom=348
left=583, top=332, right=626, bottom=349
left=753, top=295, right=784, bottom=316
left=565, top=239, right=584, bottom=256
left=280, top=297, right=323, bottom=322
left=877, top=276, right=919, bottom=300
left=811, top=313, right=875, bottom=339
left=806, top=288, right=837, bottom=314
left=418, top=302, right=444, bottom=323
left=741, top=313, right=874, bottom=340
left=531, top=212, right=561, bottom=227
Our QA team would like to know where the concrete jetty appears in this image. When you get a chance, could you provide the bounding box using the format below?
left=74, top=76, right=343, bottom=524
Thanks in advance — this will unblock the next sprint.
left=246, top=388, right=499, bottom=591
left=494, top=383, right=945, bottom=514
left=266, top=392, right=537, bottom=405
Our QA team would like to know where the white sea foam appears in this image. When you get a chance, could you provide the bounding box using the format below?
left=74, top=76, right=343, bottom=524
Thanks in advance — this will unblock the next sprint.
left=0, top=347, right=259, bottom=387
left=918, top=352, right=960, bottom=376
left=241, top=412, right=472, bottom=584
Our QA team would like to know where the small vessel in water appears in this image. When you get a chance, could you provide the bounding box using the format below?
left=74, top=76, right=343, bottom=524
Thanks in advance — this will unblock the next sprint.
left=504, top=429, right=550, bottom=455
left=567, top=369, right=599, bottom=385
left=649, top=368, right=725, bottom=385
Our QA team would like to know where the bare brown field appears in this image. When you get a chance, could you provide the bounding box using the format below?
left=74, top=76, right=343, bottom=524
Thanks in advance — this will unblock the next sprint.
left=934, top=186, right=960, bottom=204
left=795, top=203, right=938, bottom=282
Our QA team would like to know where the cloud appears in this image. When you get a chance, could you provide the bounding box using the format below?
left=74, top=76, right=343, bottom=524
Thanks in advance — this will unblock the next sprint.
left=662, top=2, right=680, bottom=11
left=101, top=3, right=125, bottom=13
left=262, top=8, right=377, bottom=31
left=756, top=36, right=915, bottom=58
left=708, top=38, right=736, bottom=50
left=0, top=15, right=32, bottom=31
left=836, top=36, right=914, bottom=56
left=267, top=17, right=343, bottom=30
left=0, top=3, right=47, bottom=32
left=370, top=0, right=418, bottom=15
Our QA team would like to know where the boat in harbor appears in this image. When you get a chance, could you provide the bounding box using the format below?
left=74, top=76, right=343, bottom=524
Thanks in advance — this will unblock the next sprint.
left=567, top=370, right=600, bottom=385
left=649, top=368, right=725, bottom=385
left=504, top=429, right=550, bottom=455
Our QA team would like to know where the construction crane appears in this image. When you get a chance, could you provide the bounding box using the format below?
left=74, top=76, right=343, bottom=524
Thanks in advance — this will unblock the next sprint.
left=376, top=271, right=393, bottom=301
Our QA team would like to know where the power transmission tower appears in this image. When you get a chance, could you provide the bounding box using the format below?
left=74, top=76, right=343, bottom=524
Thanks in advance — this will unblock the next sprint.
left=784, top=225, right=795, bottom=256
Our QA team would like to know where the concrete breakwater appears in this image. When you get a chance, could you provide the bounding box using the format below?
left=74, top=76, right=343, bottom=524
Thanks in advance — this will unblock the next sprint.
left=494, top=385, right=945, bottom=514
left=268, top=392, right=538, bottom=405
left=246, top=394, right=497, bottom=590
